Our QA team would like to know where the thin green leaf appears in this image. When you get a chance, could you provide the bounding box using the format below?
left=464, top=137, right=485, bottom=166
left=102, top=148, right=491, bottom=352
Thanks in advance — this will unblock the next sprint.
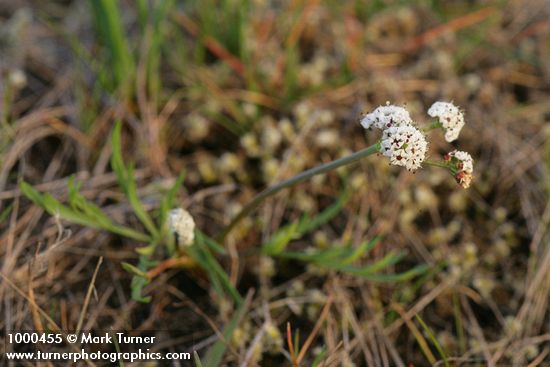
left=185, top=243, right=225, bottom=298
left=67, top=176, right=83, bottom=208
left=293, top=329, right=300, bottom=356
left=355, top=264, right=430, bottom=282
left=333, top=250, right=407, bottom=275
left=135, top=244, right=156, bottom=256
left=89, top=0, right=134, bottom=90
left=280, top=247, right=346, bottom=263
left=126, top=164, right=159, bottom=238
left=311, top=347, right=328, bottom=367
left=19, top=181, right=45, bottom=207
left=111, top=121, right=159, bottom=238
left=22, top=180, right=150, bottom=243
left=202, top=251, right=242, bottom=304
left=136, top=0, right=148, bottom=30
left=205, top=292, right=252, bottom=367
left=159, top=171, right=186, bottom=228
left=296, top=192, right=347, bottom=235
left=262, top=222, right=300, bottom=256
left=262, top=193, right=347, bottom=258
left=196, top=230, right=226, bottom=255
left=194, top=351, right=204, bottom=367
left=148, top=0, right=174, bottom=99
left=77, top=200, right=116, bottom=229
left=127, top=256, right=158, bottom=303
left=66, top=179, right=115, bottom=228
left=42, top=193, right=98, bottom=228
left=121, top=262, right=149, bottom=278
left=110, top=121, right=129, bottom=192
left=130, top=275, right=151, bottom=303
left=415, top=314, right=450, bottom=367
left=0, top=203, right=13, bottom=223
left=340, top=237, right=381, bottom=265
left=108, top=224, right=151, bottom=242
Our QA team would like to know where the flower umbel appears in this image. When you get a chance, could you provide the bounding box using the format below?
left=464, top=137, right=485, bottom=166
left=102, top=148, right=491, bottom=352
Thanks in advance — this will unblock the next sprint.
left=380, top=125, right=428, bottom=171
left=427, top=101, right=465, bottom=142
left=444, top=150, right=474, bottom=188
left=361, top=104, right=413, bottom=130
left=220, top=100, right=473, bottom=241
left=168, top=208, right=195, bottom=247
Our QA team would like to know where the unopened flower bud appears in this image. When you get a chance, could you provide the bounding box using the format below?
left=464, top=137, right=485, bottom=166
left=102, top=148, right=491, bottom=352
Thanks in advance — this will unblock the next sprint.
left=168, top=208, right=195, bottom=248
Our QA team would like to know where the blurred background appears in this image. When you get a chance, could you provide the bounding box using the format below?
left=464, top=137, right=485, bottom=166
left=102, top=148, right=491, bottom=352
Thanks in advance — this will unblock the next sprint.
left=1, top=0, right=550, bottom=365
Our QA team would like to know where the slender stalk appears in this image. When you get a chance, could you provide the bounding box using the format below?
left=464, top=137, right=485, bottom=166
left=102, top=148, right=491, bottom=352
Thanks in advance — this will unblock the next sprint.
left=424, top=160, right=451, bottom=169
left=422, top=120, right=442, bottom=132
left=218, top=142, right=381, bottom=241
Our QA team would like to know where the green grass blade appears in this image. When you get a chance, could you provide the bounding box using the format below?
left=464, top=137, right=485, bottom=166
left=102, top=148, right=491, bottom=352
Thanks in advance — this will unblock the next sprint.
left=67, top=177, right=115, bottom=228
left=130, top=275, right=151, bottom=303
left=340, top=237, right=381, bottom=265
left=121, top=262, right=149, bottom=278
left=263, top=194, right=346, bottom=256
left=126, top=164, right=159, bottom=238
left=128, top=255, right=158, bottom=303
left=149, top=0, right=174, bottom=99
left=334, top=250, right=407, bottom=275
left=110, top=121, right=129, bottom=192
left=159, top=171, right=186, bottom=228
left=196, top=231, right=226, bottom=255
left=262, top=222, right=300, bottom=256
left=415, top=314, right=450, bottom=367
left=194, top=351, right=204, bottom=367
left=297, top=193, right=347, bottom=235
left=357, top=264, right=430, bottom=282
left=187, top=244, right=225, bottom=297
left=280, top=245, right=354, bottom=264
left=311, top=347, right=328, bottom=367
left=106, top=224, right=151, bottom=242
left=136, top=0, right=148, bottom=30
left=202, top=252, right=242, bottom=304
left=111, top=121, right=159, bottom=238
left=293, top=328, right=300, bottom=356
left=159, top=171, right=186, bottom=254
left=42, top=193, right=100, bottom=228
left=21, top=181, right=150, bottom=242
left=205, top=292, right=252, bottom=367
left=19, top=181, right=46, bottom=207
left=0, top=203, right=13, bottom=223
left=90, top=0, right=134, bottom=91
left=193, top=233, right=242, bottom=304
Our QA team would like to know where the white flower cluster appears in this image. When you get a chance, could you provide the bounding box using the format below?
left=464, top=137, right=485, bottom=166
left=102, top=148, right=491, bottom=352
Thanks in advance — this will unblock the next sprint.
left=446, top=150, right=474, bottom=189
left=362, top=103, right=427, bottom=171
left=380, top=125, right=428, bottom=171
left=361, top=101, right=474, bottom=186
left=168, top=208, right=195, bottom=247
left=427, top=101, right=465, bottom=142
left=360, top=105, right=412, bottom=130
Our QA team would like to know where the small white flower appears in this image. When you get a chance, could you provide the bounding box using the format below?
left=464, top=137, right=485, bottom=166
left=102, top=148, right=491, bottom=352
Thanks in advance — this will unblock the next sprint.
left=380, top=125, right=428, bottom=171
left=361, top=104, right=413, bottom=130
left=427, top=101, right=465, bottom=142
left=445, top=150, right=474, bottom=188
left=448, top=150, right=473, bottom=173
left=168, top=208, right=195, bottom=247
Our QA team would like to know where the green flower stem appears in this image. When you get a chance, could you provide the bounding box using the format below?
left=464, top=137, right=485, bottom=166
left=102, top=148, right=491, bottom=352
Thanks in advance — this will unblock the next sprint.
left=218, top=142, right=381, bottom=242
left=422, top=120, right=442, bottom=132
left=424, top=160, right=450, bottom=169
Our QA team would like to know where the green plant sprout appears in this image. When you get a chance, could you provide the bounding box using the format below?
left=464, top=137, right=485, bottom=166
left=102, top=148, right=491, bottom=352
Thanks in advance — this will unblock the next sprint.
left=20, top=121, right=239, bottom=304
